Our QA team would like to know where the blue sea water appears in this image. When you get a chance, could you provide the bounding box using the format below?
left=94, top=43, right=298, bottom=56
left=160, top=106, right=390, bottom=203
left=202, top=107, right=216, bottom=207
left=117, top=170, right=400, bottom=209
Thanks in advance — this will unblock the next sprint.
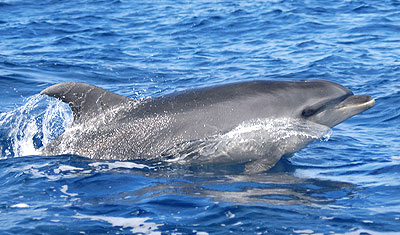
left=0, top=0, right=399, bottom=234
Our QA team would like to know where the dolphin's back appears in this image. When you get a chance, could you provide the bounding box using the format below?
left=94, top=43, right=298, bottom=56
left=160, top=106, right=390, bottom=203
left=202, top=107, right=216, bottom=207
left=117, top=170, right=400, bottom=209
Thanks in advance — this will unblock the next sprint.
left=41, top=80, right=352, bottom=124
left=138, top=80, right=352, bottom=115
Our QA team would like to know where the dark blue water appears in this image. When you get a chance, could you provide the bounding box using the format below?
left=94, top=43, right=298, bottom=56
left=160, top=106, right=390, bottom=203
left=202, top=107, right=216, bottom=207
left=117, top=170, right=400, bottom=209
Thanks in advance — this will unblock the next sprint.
left=1, top=0, right=399, bottom=234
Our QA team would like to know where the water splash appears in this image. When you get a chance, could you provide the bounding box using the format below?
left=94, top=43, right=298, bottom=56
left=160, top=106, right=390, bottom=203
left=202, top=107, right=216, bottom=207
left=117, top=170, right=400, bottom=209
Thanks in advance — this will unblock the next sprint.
left=0, top=95, right=72, bottom=158
left=164, top=118, right=332, bottom=165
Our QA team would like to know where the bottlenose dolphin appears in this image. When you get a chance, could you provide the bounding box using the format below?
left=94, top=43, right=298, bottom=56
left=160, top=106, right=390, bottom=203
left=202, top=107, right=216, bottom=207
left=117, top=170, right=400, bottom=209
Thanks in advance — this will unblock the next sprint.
left=40, top=80, right=374, bottom=173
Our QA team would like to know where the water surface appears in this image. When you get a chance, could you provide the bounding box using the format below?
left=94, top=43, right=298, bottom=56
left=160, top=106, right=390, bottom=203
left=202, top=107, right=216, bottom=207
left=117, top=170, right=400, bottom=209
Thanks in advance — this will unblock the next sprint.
left=1, top=0, right=399, bottom=234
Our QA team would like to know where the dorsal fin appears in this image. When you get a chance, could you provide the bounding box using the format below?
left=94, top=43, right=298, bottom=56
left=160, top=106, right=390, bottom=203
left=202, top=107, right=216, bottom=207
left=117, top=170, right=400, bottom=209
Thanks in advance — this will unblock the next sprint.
left=40, top=82, right=132, bottom=123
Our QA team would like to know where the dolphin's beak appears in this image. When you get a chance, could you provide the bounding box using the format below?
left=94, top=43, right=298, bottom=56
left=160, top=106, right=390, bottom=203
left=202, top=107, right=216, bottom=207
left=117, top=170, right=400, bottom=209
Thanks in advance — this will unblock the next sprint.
left=307, top=95, right=375, bottom=128
left=327, top=94, right=375, bottom=127
left=336, top=95, right=375, bottom=112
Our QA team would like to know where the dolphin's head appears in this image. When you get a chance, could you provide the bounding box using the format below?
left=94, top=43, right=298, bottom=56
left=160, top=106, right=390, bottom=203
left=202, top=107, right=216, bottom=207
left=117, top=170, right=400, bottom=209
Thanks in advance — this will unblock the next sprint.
left=297, top=80, right=375, bottom=127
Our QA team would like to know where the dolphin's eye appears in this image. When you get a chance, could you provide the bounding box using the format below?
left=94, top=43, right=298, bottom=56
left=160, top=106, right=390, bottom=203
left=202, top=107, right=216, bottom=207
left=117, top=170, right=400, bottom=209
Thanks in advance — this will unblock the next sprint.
left=302, top=107, right=317, bottom=117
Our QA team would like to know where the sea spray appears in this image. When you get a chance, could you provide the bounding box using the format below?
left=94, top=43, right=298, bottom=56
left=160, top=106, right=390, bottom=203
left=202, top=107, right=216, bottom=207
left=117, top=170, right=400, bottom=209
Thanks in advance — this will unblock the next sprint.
left=163, top=118, right=332, bottom=167
left=0, top=95, right=72, bottom=158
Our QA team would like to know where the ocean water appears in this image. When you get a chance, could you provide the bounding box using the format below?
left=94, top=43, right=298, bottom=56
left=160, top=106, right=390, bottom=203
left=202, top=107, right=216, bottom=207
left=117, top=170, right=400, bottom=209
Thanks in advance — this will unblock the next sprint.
left=0, top=0, right=399, bottom=234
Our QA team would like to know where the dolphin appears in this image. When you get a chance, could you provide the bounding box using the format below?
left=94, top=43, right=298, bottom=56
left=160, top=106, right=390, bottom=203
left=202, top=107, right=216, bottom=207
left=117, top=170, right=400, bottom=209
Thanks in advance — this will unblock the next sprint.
left=40, top=80, right=374, bottom=173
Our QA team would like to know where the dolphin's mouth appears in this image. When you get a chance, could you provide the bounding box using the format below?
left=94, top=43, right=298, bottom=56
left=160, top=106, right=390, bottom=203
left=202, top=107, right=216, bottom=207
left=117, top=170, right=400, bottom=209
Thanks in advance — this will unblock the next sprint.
left=336, top=95, right=375, bottom=111
left=305, top=94, right=375, bottom=128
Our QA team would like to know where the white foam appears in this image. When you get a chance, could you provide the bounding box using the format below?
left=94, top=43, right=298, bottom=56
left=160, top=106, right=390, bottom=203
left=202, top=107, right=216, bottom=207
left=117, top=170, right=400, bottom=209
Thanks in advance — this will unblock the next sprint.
left=293, top=229, right=314, bottom=234
left=0, top=94, right=72, bottom=158
left=10, top=203, right=30, bottom=208
left=15, top=163, right=59, bottom=181
left=13, top=163, right=82, bottom=181
left=58, top=165, right=84, bottom=172
left=193, top=231, right=209, bottom=235
left=89, top=161, right=153, bottom=170
left=338, top=229, right=399, bottom=235
left=60, top=185, right=78, bottom=197
left=362, top=220, right=374, bottom=224
left=75, top=213, right=162, bottom=234
left=18, top=121, right=41, bottom=156
left=53, top=165, right=84, bottom=174
left=225, top=211, right=235, bottom=218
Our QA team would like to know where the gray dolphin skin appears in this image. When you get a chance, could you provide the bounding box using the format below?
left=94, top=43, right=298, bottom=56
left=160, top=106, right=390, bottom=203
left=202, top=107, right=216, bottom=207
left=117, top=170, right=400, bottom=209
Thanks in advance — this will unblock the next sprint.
left=40, top=80, right=375, bottom=173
